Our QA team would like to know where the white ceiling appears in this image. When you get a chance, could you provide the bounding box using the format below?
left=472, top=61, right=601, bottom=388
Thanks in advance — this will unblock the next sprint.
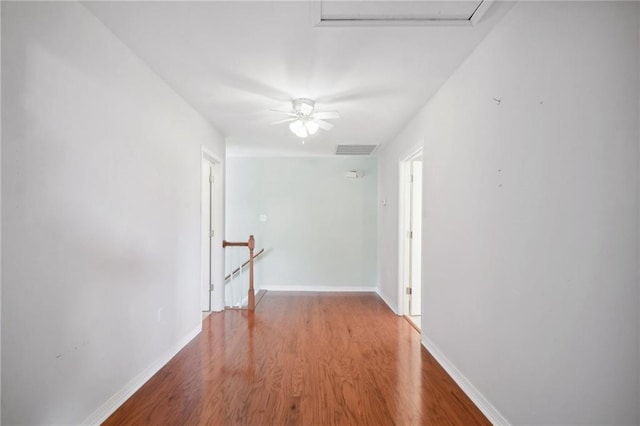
left=84, top=1, right=511, bottom=157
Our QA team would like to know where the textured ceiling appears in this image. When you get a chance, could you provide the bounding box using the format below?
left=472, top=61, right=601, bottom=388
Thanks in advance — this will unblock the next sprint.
left=85, top=1, right=511, bottom=156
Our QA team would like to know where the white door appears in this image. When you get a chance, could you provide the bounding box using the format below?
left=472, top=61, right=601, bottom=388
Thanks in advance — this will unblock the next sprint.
left=201, top=158, right=214, bottom=311
left=409, top=159, right=422, bottom=316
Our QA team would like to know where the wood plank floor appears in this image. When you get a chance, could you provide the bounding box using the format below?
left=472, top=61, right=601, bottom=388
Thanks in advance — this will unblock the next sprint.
left=104, top=292, right=490, bottom=425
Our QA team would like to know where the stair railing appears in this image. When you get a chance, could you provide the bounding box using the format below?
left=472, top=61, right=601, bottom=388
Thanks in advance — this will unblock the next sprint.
left=225, top=248, right=265, bottom=281
left=222, top=235, right=255, bottom=310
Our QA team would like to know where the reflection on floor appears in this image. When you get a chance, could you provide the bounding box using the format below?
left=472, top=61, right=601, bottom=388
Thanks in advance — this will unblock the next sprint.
left=105, top=292, right=489, bottom=425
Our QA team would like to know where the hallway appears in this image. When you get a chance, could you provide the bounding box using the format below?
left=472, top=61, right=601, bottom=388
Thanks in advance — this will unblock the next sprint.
left=105, top=292, right=489, bottom=425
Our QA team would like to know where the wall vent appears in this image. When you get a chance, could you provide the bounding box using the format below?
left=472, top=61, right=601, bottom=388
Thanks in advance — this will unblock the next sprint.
left=336, top=145, right=377, bottom=156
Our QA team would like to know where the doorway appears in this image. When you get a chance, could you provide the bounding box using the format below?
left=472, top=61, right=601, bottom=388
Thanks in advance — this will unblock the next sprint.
left=201, top=150, right=222, bottom=312
left=399, top=149, right=423, bottom=330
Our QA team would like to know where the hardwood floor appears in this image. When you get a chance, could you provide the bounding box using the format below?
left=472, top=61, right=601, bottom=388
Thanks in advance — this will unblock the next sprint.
left=104, top=292, right=490, bottom=425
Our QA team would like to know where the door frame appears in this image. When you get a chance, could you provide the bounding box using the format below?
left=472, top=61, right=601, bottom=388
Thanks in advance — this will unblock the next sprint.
left=397, top=146, right=424, bottom=318
left=201, top=147, right=223, bottom=312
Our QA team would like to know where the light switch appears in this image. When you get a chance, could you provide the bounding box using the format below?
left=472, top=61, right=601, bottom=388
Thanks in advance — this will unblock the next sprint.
left=259, top=214, right=267, bottom=222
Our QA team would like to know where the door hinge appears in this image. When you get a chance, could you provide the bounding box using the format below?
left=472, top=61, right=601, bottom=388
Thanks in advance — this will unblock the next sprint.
left=209, top=175, right=214, bottom=183
left=410, top=174, right=414, bottom=183
left=210, top=284, right=214, bottom=291
left=406, top=287, right=412, bottom=295
left=210, top=230, right=215, bottom=238
left=407, top=231, right=412, bottom=239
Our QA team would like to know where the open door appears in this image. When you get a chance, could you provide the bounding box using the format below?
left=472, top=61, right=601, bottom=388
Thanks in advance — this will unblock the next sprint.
left=399, top=149, right=423, bottom=330
left=201, top=157, right=215, bottom=312
left=409, top=159, right=422, bottom=317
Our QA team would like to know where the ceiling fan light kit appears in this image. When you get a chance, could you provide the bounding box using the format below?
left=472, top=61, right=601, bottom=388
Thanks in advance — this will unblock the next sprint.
left=272, top=98, right=340, bottom=139
left=289, top=117, right=319, bottom=138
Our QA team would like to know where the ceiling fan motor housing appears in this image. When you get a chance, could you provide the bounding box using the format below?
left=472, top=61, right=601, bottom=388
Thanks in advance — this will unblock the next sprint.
left=292, top=98, right=315, bottom=116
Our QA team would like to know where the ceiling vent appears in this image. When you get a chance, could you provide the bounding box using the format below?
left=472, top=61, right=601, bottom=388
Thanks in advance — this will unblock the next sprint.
left=336, top=145, right=377, bottom=156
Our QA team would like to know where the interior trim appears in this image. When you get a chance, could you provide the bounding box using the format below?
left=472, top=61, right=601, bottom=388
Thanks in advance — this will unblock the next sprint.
left=312, top=0, right=493, bottom=28
left=82, top=324, right=202, bottom=425
left=421, top=335, right=511, bottom=425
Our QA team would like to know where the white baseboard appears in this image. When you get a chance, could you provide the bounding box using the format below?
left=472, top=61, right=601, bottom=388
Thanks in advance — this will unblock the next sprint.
left=421, top=335, right=510, bottom=426
left=82, top=324, right=202, bottom=425
left=374, top=288, right=399, bottom=315
left=260, top=285, right=377, bottom=292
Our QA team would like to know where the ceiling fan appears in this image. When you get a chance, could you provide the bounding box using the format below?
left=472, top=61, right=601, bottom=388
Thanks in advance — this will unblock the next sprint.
left=271, top=98, right=340, bottom=138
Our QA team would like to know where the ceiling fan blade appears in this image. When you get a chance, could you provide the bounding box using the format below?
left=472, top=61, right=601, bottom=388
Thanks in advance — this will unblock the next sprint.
left=313, top=119, right=334, bottom=131
left=269, top=109, right=298, bottom=117
left=270, top=117, right=296, bottom=125
left=313, top=111, right=340, bottom=120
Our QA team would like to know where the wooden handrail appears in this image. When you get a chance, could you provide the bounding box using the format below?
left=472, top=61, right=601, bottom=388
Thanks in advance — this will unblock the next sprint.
left=225, top=248, right=265, bottom=281
left=222, top=235, right=256, bottom=310
left=223, top=241, right=248, bottom=248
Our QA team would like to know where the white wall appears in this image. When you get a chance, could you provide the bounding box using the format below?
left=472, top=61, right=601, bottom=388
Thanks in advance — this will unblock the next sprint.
left=638, top=12, right=640, bottom=422
left=378, top=1, right=639, bottom=424
left=1, top=2, right=225, bottom=424
left=0, top=4, right=3, bottom=421
left=226, top=157, right=377, bottom=290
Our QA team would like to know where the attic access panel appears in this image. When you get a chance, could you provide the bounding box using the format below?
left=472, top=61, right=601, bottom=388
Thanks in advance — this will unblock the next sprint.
left=316, top=0, right=491, bottom=26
